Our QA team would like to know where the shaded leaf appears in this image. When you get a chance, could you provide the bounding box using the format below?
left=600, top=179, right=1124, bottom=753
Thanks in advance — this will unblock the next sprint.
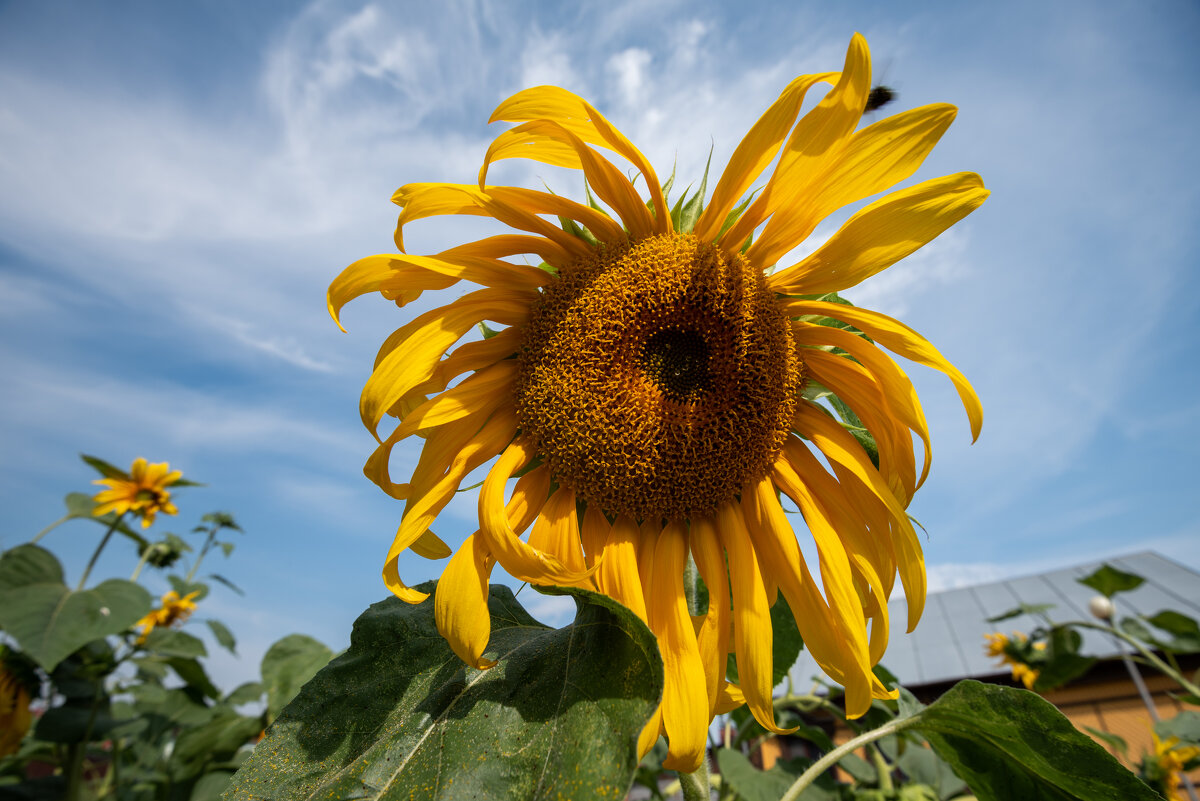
left=1083, top=726, right=1128, bottom=757
left=1156, top=711, right=1200, bottom=744
left=261, top=634, right=334, bottom=722
left=80, top=454, right=127, bottom=480
left=1077, top=565, right=1144, bottom=598
left=207, top=573, right=244, bottom=596
left=987, top=603, right=1054, bottom=623
left=716, top=747, right=793, bottom=801
left=207, top=619, right=237, bottom=654
left=168, top=656, right=221, bottom=700
left=1032, top=627, right=1095, bottom=692
left=227, top=582, right=663, bottom=801
left=0, top=546, right=151, bottom=671
left=914, top=680, right=1160, bottom=800
left=189, top=771, right=235, bottom=801
left=897, top=747, right=968, bottom=801
left=168, top=574, right=209, bottom=602
left=225, top=681, right=265, bottom=706
left=141, top=629, right=207, bottom=659
left=33, top=703, right=119, bottom=743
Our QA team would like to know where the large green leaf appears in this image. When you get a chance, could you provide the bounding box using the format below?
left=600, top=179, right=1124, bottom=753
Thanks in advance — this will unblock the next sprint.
left=260, top=633, right=334, bottom=722
left=913, top=680, right=1159, bottom=800
left=1076, top=564, right=1144, bottom=598
left=227, top=582, right=663, bottom=801
left=0, top=545, right=151, bottom=671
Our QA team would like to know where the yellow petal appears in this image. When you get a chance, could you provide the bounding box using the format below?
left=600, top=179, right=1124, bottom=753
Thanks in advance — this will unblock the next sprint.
left=481, top=120, right=652, bottom=239
left=434, top=533, right=497, bottom=669
left=715, top=503, right=792, bottom=734
left=748, top=102, right=957, bottom=268
left=687, top=516, right=730, bottom=718
left=741, top=476, right=872, bottom=716
left=790, top=403, right=926, bottom=630
left=595, top=515, right=648, bottom=623
left=477, top=439, right=583, bottom=585
left=527, top=484, right=587, bottom=578
left=783, top=299, right=982, bottom=443
left=714, top=682, right=746, bottom=714
left=439, top=234, right=571, bottom=270
left=394, top=408, right=518, bottom=569
left=488, top=86, right=669, bottom=232
left=692, top=71, right=837, bottom=242
left=771, top=172, right=988, bottom=295
left=649, top=521, right=709, bottom=773
left=360, top=287, right=533, bottom=438
left=397, top=359, right=518, bottom=439
left=720, top=33, right=872, bottom=255
left=637, top=707, right=664, bottom=761
left=793, top=322, right=932, bottom=489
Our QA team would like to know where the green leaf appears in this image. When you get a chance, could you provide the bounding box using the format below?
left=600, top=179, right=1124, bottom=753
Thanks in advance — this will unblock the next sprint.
left=171, top=711, right=262, bottom=779
left=838, top=751, right=877, bottom=783
left=81, top=453, right=128, bottom=480
left=897, top=747, right=968, bottom=801
left=913, top=680, right=1161, bottom=800
left=683, top=553, right=708, bottom=617
left=1143, top=610, right=1200, bottom=653
left=260, top=633, right=334, bottom=722
left=1156, top=711, right=1200, bottom=744
left=188, top=771, right=236, bottom=801
left=168, top=656, right=222, bottom=700
left=1031, top=627, right=1095, bottom=692
left=770, top=595, right=805, bottom=686
left=219, top=542, right=235, bottom=558
left=716, top=747, right=795, bottom=801
left=33, top=702, right=120, bottom=743
left=168, top=574, right=209, bottom=602
left=227, top=582, right=663, bottom=801
left=0, top=546, right=152, bottom=671
left=225, top=681, right=265, bottom=706
left=207, top=572, right=244, bottom=596
left=1076, top=564, right=1145, bottom=598
left=1082, top=726, right=1128, bottom=757
left=207, top=619, right=237, bottom=654
left=141, top=629, right=207, bottom=659
left=986, top=603, right=1054, bottom=623
left=62, top=492, right=151, bottom=549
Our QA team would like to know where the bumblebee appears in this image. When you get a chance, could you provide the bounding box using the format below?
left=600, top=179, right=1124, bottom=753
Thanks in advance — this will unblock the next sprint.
left=864, top=85, right=896, bottom=113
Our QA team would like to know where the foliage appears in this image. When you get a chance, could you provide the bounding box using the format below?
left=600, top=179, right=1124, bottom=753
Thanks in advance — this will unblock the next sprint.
left=0, top=455, right=332, bottom=801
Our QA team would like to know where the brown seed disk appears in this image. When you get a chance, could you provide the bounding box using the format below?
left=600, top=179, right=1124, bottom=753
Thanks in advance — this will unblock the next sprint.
left=515, top=233, right=800, bottom=520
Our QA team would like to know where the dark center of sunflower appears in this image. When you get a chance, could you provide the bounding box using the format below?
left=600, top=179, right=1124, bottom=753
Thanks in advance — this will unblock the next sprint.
left=641, top=329, right=710, bottom=399
left=515, top=233, right=800, bottom=520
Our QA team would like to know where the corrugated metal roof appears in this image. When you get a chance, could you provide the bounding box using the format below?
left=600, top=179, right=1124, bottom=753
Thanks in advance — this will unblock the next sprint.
left=785, top=551, right=1200, bottom=690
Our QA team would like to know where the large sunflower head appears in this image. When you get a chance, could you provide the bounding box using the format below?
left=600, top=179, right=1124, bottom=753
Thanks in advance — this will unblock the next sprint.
left=331, top=33, right=986, bottom=771
left=92, top=457, right=183, bottom=529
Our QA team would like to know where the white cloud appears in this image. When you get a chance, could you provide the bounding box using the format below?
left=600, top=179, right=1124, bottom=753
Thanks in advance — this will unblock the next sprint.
left=606, top=48, right=652, bottom=108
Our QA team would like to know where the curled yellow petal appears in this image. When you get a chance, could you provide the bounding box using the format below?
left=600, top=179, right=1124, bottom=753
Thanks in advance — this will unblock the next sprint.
left=434, top=534, right=497, bottom=669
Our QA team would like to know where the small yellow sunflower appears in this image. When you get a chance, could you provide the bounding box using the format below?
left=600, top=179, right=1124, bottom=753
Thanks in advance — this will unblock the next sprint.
left=135, top=590, right=199, bottom=643
left=332, top=33, right=985, bottom=771
left=92, top=457, right=183, bottom=529
left=1153, top=732, right=1200, bottom=801
left=984, top=631, right=1043, bottom=690
left=0, top=661, right=33, bottom=757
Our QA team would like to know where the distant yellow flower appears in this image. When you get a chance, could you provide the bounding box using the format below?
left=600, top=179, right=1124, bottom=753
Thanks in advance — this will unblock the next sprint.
left=135, top=590, right=199, bottom=643
left=93, top=457, right=182, bottom=528
left=984, top=631, right=1042, bottom=689
left=1154, top=732, right=1200, bottom=801
left=0, top=664, right=32, bottom=757
left=334, top=33, right=986, bottom=772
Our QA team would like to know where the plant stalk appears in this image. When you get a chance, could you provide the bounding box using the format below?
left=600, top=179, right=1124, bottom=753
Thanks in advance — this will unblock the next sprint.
left=780, top=715, right=918, bottom=801
left=77, top=514, right=125, bottom=590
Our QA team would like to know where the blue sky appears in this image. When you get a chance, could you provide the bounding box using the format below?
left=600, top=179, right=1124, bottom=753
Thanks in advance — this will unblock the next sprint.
left=1, top=0, right=1198, bottom=691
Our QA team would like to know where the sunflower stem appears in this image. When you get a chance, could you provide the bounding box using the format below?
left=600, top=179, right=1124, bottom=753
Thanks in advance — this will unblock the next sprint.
left=779, top=716, right=918, bottom=801
left=30, top=514, right=69, bottom=544
left=76, top=514, right=125, bottom=591
left=679, top=754, right=712, bottom=801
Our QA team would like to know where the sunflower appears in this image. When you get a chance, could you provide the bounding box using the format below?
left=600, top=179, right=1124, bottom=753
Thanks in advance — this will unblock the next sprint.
left=0, top=648, right=36, bottom=758
left=984, top=631, right=1043, bottom=690
left=331, top=33, right=985, bottom=771
left=92, top=457, right=183, bottom=528
left=134, top=590, right=200, bottom=644
left=1151, top=732, right=1200, bottom=801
